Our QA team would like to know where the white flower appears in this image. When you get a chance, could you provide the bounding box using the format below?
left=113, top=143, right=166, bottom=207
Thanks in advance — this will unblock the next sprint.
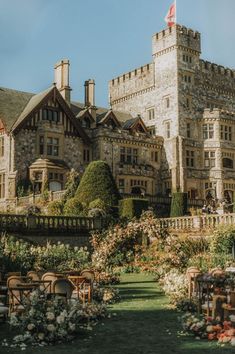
left=38, top=333, right=45, bottom=341
left=231, top=338, right=235, bottom=346
left=56, top=315, right=65, bottom=324
left=27, top=323, right=35, bottom=331
left=47, top=324, right=56, bottom=332
left=46, top=312, right=55, bottom=321
left=230, top=315, right=235, bottom=322
left=69, top=322, right=76, bottom=332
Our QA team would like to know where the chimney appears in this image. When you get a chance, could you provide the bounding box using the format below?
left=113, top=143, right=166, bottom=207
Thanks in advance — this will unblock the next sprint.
left=84, top=79, right=96, bottom=119
left=54, top=59, right=71, bottom=104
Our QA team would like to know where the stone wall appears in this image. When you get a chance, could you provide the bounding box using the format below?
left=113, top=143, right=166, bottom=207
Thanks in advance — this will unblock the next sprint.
left=109, top=23, right=235, bottom=199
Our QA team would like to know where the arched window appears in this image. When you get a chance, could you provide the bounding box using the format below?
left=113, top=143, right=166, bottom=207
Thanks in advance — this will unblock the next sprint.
left=223, top=158, right=233, bottom=169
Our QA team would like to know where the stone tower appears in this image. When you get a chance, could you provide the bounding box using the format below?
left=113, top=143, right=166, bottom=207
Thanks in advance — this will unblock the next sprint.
left=109, top=24, right=201, bottom=193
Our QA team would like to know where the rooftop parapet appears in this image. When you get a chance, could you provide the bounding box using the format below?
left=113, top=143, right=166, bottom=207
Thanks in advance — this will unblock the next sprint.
left=152, top=24, right=200, bottom=41
left=200, top=60, right=235, bottom=78
left=152, top=24, right=201, bottom=55
left=203, top=108, right=235, bottom=119
left=109, top=63, right=153, bottom=86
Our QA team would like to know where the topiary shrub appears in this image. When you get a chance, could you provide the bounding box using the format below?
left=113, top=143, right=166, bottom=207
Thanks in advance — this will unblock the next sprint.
left=64, top=197, right=83, bottom=216
left=119, top=198, right=149, bottom=219
left=170, top=192, right=188, bottom=217
left=89, top=198, right=107, bottom=211
left=47, top=200, right=64, bottom=216
left=63, top=169, right=80, bottom=201
left=75, top=161, right=120, bottom=207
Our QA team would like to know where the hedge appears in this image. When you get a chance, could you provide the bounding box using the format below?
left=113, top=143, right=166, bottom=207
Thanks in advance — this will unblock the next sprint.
left=75, top=161, right=120, bottom=206
left=170, top=192, right=188, bottom=217
left=119, top=198, right=149, bottom=219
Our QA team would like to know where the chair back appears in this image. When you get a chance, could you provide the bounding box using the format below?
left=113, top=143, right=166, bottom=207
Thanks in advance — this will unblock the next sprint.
left=7, top=276, right=23, bottom=289
left=6, top=272, right=21, bottom=279
left=210, top=268, right=224, bottom=276
left=27, top=271, right=41, bottom=281
left=81, top=270, right=95, bottom=282
left=186, top=267, right=201, bottom=281
left=52, top=279, right=75, bottom=299
left=41, top=273, right=58, bottom=293
left=7, top=276, right=24, bottom=310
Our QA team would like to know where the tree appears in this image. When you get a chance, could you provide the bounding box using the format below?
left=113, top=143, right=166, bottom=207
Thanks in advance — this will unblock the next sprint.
left=170, top=192, right=188, bottom=217
left=75, top=161, right=120, bottom=206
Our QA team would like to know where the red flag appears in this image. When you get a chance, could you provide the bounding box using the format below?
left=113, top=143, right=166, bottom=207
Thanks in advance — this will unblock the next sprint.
left=165, top=2, right=176, bottom=27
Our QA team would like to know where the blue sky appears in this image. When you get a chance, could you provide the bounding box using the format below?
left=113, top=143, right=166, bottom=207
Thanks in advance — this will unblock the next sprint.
left=0, top=0, right=234, bottom=107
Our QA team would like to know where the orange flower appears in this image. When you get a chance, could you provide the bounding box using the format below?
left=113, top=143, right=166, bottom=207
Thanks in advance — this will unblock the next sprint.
left=208, top=333, right=216, bottom=340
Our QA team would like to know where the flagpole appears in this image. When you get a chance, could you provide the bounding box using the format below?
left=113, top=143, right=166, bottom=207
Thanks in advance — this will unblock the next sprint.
left=175, top=0, right=177, bottom=25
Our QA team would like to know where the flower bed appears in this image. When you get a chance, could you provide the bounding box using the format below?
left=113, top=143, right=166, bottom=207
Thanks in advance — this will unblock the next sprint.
left=181, top=312, right=235, bottom=346
left=2, top=289, right=108, bottom=349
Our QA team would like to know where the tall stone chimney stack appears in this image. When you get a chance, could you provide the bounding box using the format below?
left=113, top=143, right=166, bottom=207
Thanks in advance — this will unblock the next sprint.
left=54, top=59, right=71, bottom=104
left=84, top=79, right=96, bottom=119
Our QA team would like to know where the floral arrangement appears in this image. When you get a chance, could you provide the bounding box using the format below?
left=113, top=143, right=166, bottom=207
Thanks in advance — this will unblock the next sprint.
left=161, top=268, right=188, bottom=305
left=3, top=289, right=107, bottom=348
left=181, top=312, right=235, bottom=346
left=91, top=211, right=167, bottom=271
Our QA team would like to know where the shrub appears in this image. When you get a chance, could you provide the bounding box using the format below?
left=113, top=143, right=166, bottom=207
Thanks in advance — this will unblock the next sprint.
left=24, top=204, right=41, bottom=216
left=210, top=226, right=235, bottom=255
left=89, top=198, right=108, bottom=212
left=64, top=198, right=83, bottom=216
left=47, top=200, right=64, bottom=216
left=119, top=198, right=149, bottom=219
left=88, top=208, right=106, bottom=218
left=63, top=169, right=80, bottom=201
left=75, top=161, right=120, bottom=206
left=170, top=192, right=188, bottom=217
left=16, top=179, right=32, bottom=197
left=0, top=233, right=90, bottom=273
left=188, top=252, right=233, bottom=272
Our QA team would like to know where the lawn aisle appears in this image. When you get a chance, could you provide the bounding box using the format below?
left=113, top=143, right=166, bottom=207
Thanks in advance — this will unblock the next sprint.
left=0, top=273, right=233, bottom=353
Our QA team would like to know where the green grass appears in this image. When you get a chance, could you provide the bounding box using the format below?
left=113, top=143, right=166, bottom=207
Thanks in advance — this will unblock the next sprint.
left=0, top=273, right=234, bottom=353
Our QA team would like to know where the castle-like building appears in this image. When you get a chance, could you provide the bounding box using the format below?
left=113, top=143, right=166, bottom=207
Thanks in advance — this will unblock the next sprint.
left=0, top=23, right=235, bottom=209
left=109, top=24, right=235, bottom=203
left=0, top=60, right=162, bottom=209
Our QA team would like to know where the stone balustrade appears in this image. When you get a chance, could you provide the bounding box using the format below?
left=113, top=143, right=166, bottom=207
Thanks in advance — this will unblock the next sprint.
left=0, top=213, right=103, bottom=234
left=159, top=213, right=235, bottom=231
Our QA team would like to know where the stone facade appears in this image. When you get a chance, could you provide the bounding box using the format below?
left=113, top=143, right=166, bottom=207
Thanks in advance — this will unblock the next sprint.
left=109, top=24, right=235, bottom=202
left=0, top=62, right=163, bottom=206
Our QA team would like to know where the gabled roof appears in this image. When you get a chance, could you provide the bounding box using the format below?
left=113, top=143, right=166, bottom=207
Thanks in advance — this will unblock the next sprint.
left=96, top=109, right=121, bottom=127
left=0, top=87, right=34, bottom=132
left=1, top=85, right=90, bottom=144
left=12, top=86, right=54, bottom=131
left=122, top=116, right=149, bottom=134
left=76, top=108, right=95, bottom=122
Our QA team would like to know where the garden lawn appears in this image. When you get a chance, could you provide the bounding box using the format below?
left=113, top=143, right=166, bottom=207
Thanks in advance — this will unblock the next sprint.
left=0, top=273, right=234, bottom=354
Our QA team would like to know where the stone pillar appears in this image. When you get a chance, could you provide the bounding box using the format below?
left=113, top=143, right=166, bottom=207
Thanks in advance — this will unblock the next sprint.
left=216, top=148, right=224, bottom=200
left=193, top=216, right=202, bottom=230
left=26, top=215, right=37, bottom=230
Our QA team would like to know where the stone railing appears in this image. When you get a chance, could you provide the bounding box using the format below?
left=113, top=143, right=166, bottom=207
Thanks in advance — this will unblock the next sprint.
left=159, top=213, right=235, bottom=231
left=15, top=190, right=66, bottom=206
left=120, top=194, right=204, bottom=207
left=0, top=213, right=104, bottom=233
